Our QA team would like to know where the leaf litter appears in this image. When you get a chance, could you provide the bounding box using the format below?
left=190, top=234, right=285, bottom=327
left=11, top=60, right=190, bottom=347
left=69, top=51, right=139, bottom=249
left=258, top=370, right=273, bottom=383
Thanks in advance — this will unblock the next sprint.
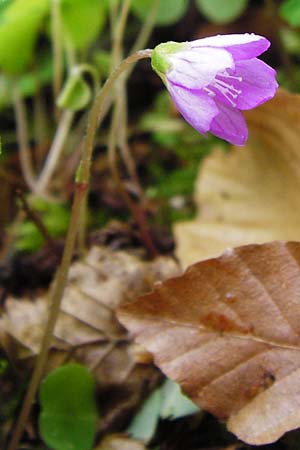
left=0, top=245, right=179, bottom=435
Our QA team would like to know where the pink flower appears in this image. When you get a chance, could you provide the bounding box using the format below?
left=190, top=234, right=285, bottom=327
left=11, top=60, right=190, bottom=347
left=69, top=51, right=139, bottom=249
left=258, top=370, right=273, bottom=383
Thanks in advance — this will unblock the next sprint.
left=151, top=34, right=278, bottom=145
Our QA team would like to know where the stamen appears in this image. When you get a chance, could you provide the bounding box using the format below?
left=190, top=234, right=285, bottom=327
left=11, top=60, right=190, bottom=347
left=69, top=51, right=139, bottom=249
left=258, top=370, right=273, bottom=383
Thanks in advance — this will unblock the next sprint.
left=209, top=71, right=243, bottom=107
left=220, top=72, right=243, bottom=82
left=203, top=86, right=216, bottom=97
left=214, top=79, right=241, bottom=96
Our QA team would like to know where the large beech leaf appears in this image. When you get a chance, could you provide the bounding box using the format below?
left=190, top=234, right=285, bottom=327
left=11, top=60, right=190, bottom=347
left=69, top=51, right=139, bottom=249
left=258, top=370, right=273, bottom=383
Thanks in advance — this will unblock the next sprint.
left=174, top=90, right=300, bottom=268
left=118, top=241, right=300, bottom=445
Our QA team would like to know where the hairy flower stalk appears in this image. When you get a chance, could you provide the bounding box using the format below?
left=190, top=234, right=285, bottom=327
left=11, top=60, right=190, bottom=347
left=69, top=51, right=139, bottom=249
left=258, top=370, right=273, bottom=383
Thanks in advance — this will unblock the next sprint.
left=152, top=34, right=278, bottom=145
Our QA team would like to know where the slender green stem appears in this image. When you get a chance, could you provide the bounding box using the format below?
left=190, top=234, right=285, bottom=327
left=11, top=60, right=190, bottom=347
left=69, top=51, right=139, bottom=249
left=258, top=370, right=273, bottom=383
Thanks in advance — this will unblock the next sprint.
left=110, top=0, right=149, bottom=210
left=110, top=0, right=132, bottom=67
left=7, top=184, right=86, bottom=450
left=35, top=109, right=74, bottom=194
left=78, top=0, right=131, bottom=256
left=51, top=0, right=64, bottom=105
left=108, top=0, right=119, bottom=29
left=82, top=50, right=152, bottom=182
left=92, top=0, right=158, bottom=136
left=110, top=0, right=142, bottom=189
left=13, top=87, right=37, bottom=191
left=130, top=0, right=159, bottom=54
left=6, top=49, right=152, bottom=450
left=34, top=91, right=49, bottom=168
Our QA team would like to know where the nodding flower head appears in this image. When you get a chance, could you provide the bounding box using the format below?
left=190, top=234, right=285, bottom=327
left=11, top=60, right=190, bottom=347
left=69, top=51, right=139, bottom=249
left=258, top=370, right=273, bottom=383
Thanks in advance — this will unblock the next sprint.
left=151, top=34, right=278, bottom=146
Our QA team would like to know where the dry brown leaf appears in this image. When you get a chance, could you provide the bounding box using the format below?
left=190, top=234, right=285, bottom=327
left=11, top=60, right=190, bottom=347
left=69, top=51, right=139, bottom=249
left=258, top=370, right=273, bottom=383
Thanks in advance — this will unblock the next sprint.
left=174, top=90, right=300, bottom=268
left=118, top=241, right=300, bottom=445
left=0, top=246, right=179, bottom=431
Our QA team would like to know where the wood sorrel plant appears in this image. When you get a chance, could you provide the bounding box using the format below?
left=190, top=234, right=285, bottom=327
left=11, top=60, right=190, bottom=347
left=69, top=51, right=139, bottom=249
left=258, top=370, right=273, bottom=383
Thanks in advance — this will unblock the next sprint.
left=8, top=33, right=277, bottom=450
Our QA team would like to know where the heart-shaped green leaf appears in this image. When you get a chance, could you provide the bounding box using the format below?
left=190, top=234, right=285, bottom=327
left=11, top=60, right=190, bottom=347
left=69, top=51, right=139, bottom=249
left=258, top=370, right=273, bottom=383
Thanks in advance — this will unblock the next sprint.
left=39, top=363, right=97, bottom=450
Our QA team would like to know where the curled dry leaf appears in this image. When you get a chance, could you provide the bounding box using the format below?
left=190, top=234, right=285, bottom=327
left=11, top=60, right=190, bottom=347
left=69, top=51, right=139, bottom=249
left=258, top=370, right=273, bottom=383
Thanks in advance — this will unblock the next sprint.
left=174, top=90, right=300, bottom=268
left=0, top=246, right=179, bottom=430
left=118, top=241, right=300, bottom=445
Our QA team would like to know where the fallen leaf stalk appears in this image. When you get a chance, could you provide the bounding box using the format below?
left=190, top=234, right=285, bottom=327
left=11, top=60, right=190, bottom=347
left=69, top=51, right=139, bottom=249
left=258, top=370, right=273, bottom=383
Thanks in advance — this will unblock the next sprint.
left=7, top=48, right=153, bottom=450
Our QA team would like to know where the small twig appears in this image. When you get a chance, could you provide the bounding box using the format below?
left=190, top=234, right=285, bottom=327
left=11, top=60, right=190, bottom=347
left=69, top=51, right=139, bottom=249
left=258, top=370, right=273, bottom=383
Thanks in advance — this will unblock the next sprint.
left=15, top=189, right=57, bottom=252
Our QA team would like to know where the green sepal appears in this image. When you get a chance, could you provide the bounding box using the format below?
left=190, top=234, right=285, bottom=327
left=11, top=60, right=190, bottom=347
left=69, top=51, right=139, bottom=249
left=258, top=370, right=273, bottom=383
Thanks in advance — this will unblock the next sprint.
left=151, top=41, right=188, bottom=82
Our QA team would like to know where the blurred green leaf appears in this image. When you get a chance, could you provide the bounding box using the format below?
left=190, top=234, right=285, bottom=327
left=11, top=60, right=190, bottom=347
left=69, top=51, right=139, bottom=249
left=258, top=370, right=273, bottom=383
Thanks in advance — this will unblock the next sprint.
left=0, top=0, right=12, bottom=17
left=0, top=54, right=52, bottom=109
left=39, top=363, right=97, bottom=450
left=131, top=0, right=188, bottom=26
left=93, top=50, right=111, bottom=80
left=0, top=0, right=49, bottom=74
left=14, top=199, right=69, bottom=253
left=57, top=70, right=91, bottom=111
left=61, top=0, right=106, bottom=50
left=280, top=28, right=300, bottom=55
left=127, top=388, right=162, bottom=442
left=195, top=0, right=248, bottom=24
left=0, top=358, right=8, bottom=375
left=128, top=379, right=199, bottom=443
left=280, top=0, right=300, bottom=26
left=160, top=379, right=200, bottom=419
left=154, top=166, right=198, bottom=199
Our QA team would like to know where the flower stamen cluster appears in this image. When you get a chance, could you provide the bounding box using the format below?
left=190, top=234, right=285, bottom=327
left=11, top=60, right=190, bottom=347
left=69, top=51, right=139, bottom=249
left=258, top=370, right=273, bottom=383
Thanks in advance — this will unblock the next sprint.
left=206, top=71, right=243, bottom=107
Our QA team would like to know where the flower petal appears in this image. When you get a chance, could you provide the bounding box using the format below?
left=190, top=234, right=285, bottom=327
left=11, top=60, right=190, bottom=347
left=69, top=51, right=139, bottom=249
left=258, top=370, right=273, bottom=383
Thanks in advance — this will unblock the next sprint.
left=168, top=82, right=219, bottom=134
left=229, top=58, right=278, bottom=110
left=167, top=47, right=234, bottom=89
left=191, top=33, right=270, bottom=60
left=209, top=103, right=248, bottom=145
